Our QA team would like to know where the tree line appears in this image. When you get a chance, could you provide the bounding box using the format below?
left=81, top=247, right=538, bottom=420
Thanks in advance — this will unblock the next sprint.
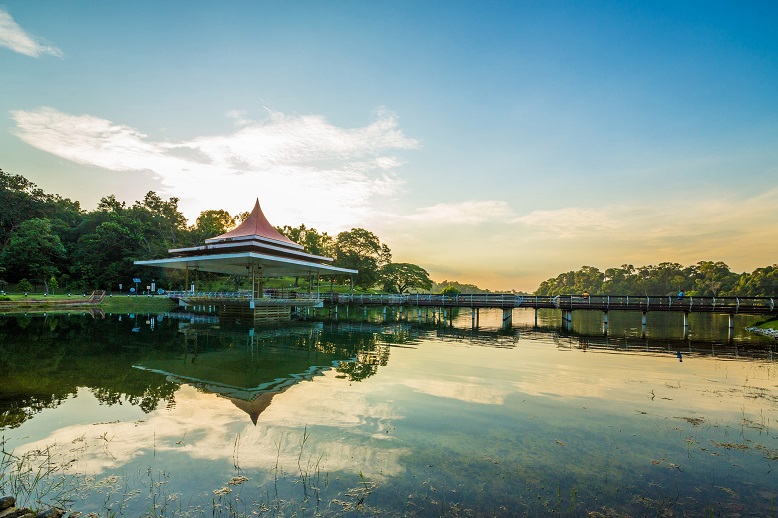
left=0, top=169, right=434, bottom=294
left=535, top=262, right=778, bottom=297
left=4, top=169, right=774, bottom=297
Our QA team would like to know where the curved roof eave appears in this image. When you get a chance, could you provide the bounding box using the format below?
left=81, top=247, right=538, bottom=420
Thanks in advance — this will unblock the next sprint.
left=135, top=251, right=358, bottom=277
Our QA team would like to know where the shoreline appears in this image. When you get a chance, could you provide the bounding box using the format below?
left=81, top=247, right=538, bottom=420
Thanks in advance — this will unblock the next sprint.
left=746, top=326, right=778, bottom=340
left=0, top=294, right=178, bottom=314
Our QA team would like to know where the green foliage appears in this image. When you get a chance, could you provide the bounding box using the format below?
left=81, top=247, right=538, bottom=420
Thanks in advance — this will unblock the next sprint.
left=440, top=285, right=461, bottom=295
left=535, top=261, right=774, bottom=296
left=380, top=263, right=433, bottom=294
left=0, top=169, right=82, bottom=250
left=277, top=224, right=334, bottom=256
left=731, top=265, right=778, bottom=296
left=434, top=280, right=490, bottom=294
left=194, top=209, right=236, bottom=240
left=17, top=279, right=33, bottom=293
left=333, top=228, right=392, bottom=289
left=0, top=218, right=65, bottom=284
left=4, top=170, right=777, bottom=297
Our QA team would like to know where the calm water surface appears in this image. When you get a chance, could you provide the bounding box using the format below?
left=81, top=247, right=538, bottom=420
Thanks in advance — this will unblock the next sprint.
left=1, top=309, right=777, bottom=516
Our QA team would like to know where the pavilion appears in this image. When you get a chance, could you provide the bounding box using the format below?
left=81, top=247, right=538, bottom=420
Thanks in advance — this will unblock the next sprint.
left=135, top=199, right=357, bottom=322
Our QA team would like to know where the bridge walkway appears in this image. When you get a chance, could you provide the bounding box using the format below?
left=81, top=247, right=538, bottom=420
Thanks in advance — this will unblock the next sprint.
left=325, top=293, right=777, bottom=316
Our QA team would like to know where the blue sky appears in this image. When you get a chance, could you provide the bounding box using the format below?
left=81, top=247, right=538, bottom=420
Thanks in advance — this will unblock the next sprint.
left=2, top=1, right=777, bottom=291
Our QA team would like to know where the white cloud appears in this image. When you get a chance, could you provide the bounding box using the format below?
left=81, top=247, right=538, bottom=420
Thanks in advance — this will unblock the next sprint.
left=516, top=207, right=620, bottom=237
left=0, top=8, right=62, bottom=57
left=406, top=200, right=517, bottom=224
left=11, top=106, right=418, bottom=228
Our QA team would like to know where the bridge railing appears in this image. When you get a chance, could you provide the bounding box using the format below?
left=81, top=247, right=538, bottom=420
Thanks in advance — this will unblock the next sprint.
left=163, top=291, right=775, bottom=313
left=323, top=293, right=522, bottom=308
left=549, top=295, right=776, bottom=313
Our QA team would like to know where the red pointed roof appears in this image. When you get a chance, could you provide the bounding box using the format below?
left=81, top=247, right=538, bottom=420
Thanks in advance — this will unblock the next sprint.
left=205, top=199, right=302, bottom=249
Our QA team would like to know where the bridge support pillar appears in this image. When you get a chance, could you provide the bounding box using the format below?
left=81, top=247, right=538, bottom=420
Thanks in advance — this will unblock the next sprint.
left=334, top=305, right=338, bottom=321
left=561, top=310, right=573, bottom=331
left=641, top=312, right=647, bottom=338
left=363, top=306, right=367, bottom=320
left=603, top=311, right=609, bottom=336
left=502, top=308, right=512, bottom=330
left=418, top=308, right=422, bottom=323
left=683, top=312, right=689, bottom=339
left=471, top=308, right=476, bottom=328
left=382, top=306, right=387, bottom=321
left=534, top=308, right=538, bottom=328
left=728, top=313, right=735, bottom=343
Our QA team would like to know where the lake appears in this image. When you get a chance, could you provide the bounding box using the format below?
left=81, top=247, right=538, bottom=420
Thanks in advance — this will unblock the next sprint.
left=1, top=307, right=777, bottom=516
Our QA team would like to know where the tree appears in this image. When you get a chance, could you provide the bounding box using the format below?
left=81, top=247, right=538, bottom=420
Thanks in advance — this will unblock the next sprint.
left=380, top=263, right=433, bottom=294
left=48, top=275, right=59, bottom=294
left=730, top=265, right=778, bottom=296
left=17, top=278, right=33, bottom=293
left=440, top=285, right=461, bottom=295
left=277, top=224, right=334, bottom=257
left=194, top=210, right=235, bottom=240
left=433, top=280, right=492, bottom=294
left=333, top=228, right=392, bottom=289
left=0, top=218, right=65, bottom=290
left=692, top=261, right=738, bottom=296
left=571, top=266, right=604, bottom=294
left=71, top=220, right=146, bottom=290
left=129, top=192, right=189, bottom=255
left=0, top=169, right=82, bottom=275
left=602, top=265, right=636, bottom=294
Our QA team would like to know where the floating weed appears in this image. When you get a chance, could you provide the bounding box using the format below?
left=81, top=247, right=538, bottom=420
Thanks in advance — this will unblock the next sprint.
left=675, top=416, right=705, bottom=426
left=754, top=443, right=778, bottom=460
left=227, top=476, right=248, bottom=486
left=716, top=486, right=738, bottom=498
left=711, top=440, right=750, bottom=451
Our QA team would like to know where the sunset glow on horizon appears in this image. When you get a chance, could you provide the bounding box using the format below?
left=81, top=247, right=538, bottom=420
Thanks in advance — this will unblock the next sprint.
left=2, top=2, right=777, bottom=291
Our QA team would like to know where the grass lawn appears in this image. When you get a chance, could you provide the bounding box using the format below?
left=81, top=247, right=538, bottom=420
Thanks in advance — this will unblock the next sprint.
left=101, top=295, right=178, bottom=313
left=0, top=293, right=177, bottom=313
left=758, top=319, right=778, bottom=331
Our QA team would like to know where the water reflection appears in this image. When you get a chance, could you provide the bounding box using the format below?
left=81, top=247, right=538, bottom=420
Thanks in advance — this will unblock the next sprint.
left=1, top=312, right=777, bottom=516
left=0, top=315, right=412, bottom=430
left=2, top=312, right=775, bottom=432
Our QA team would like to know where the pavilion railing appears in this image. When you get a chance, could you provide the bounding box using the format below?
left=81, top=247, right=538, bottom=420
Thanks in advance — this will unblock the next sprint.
left=165, top=290, right=321, bottom=301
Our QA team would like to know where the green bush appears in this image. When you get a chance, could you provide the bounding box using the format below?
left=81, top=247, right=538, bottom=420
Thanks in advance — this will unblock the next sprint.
left=17, top=278, right=34, bottom=293
left=440, top=285, right=461, bottom=295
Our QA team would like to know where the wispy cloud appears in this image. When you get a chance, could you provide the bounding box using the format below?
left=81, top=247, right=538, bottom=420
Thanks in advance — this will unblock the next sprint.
left=406, top=200, right=517, bottom=224
left=516, top=207, right=619, bottom=237
left=0, top=8, right=62, bottom=57
left=11, top=106, right=418, bottom=227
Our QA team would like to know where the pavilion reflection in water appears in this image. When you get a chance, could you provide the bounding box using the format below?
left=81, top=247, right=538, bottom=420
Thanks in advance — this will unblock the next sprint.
left=133, top=322, right=394, bottom=424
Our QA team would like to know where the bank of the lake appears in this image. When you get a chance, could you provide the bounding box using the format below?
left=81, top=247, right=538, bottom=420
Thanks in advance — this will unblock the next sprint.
left=0, top=293, right=177, bottom=314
